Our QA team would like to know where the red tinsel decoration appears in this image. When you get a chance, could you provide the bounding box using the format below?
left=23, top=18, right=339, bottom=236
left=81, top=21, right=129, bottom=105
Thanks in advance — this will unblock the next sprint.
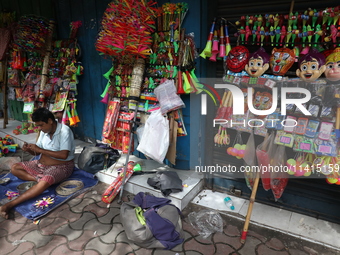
left=95, top=0, right=159, bottom=62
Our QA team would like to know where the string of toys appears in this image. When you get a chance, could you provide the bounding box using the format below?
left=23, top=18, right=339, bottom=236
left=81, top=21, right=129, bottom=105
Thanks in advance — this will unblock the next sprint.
left=7, top=16, right=83, bottom=128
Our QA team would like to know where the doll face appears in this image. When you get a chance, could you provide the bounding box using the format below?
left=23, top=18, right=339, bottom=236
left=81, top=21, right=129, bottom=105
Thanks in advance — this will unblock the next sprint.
left=324, top=60, right=340, bottom=81
left=245, top=56, right=269, bottom=77
left=296, top=58, right=326, bottom=82
left=226, top=46, right=249, bottom=73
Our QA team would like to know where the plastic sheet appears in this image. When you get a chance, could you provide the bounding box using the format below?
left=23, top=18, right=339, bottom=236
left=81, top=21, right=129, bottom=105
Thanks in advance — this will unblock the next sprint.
left=243, top=130, right=257, bottom=190
left=270, top=145, right=289, bottom=201
left=188, top=209, right=223, bottom=239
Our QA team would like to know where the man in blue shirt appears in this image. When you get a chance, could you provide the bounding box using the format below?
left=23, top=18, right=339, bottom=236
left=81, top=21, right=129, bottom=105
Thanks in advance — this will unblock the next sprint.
left=0, top=108, right=75, bottom=219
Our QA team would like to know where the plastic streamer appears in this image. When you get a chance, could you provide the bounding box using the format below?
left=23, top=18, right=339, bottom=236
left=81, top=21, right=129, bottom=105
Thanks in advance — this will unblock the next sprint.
left=14, top=15, right=51, bottom=54
left=95, top=0, right=158, bottom=62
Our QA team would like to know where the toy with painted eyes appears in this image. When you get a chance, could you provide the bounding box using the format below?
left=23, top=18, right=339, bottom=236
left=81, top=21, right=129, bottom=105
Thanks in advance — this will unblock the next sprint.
left=324, top=48, right=340, bottom=82
left=296, top=48, right=326, bottom=82
left=245, top=47, right=270, bottom=77
left=270, top=47, right=296, bottom=76
left=226, top=45, right=249, bottom=73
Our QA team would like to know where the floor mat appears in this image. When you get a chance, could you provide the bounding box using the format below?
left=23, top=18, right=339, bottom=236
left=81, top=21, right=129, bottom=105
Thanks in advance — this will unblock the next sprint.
left=0, top=168, right=98, bottom=220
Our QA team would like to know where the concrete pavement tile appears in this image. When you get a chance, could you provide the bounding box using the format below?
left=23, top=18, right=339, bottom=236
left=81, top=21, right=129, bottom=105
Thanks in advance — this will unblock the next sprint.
left=22, top=250, right=35, bottom=255
left=83, top=250, right=101, bottom=255
left=84, top=203, right=109, bottom=217
left=56, top=206, right=82, bottom=223
left=238, top=236, right=262, bottom=255
left=115, top=230, right=130, bottom=243
left=0, top=219, right=25, bottom=235
left=247, top=229, right=268, bottom=242
left=83, top=218, right=112, bottom=235
left=133, top=248, right=153, bottom=255
left=50, top=244, right=83, bottom=255
left=257, top=244, right=289, bottom=255
left=193, top=234, right=213, bottom=244
left=67, top=197, right=82, bottom=207
left=111, top=242, right=134, bottom=254
left=54, top=224, right=83, bottom=241
left=7, top=222, right=38, bottom=242
left=265, top=237, right=286, bottom=250
left=22, top=229, right=53, bottom=248
left=48, top=203, right=69, bottom=217
left=38, top=217, right=54, bottom=231
left=180, top=252, right=201, bottom=255
left=183, top=237, right=215, bottom=255
left=97, top=200, right=113, bottom=208
left=9, top=240, right=35, bottom=254
left=224, top=224, right=241, bottom=236
left=39, top=217, right=68, bottom=235
left=69, top=211, right=96, bottom=229
left=112, top=213, right=122, bottom=223
left=35, top=235, right=68, bottom=255
left=182, top=220, right=199, bottom=236
left=100, top=223, right=124, bottom=243
left=98, top=207, right=120, bottom=224
left=153, top=250, right=186, bottom=255
left=13, top=214, right=30, bottom=224
left=215, top=243, right=237, bottom=255
left=84, top=190, right=102, bottom=202
left=70, top=198, right=96, bottom=213
left=85, top=237, right=115, bottom=254
left=75, top=192, right=87, bottom=199
left=289, top=249, right=308, bottom=255
left=0, top=228, right=7, bottom=237
left=1, top=236, right=19, bottom=254
left=68, top=230, right=97, bottom=250
left=213, top=232, right=243, bottom=250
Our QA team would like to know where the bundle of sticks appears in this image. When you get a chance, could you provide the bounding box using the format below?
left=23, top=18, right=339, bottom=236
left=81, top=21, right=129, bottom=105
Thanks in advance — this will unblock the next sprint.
left=215, top=90, right=233, bottom=120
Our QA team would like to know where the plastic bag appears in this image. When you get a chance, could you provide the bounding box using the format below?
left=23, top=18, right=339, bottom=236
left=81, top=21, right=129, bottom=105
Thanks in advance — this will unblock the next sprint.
left=256, top=132, right=276, bottom=191
left=270, top=145, right=289, bottom=201
left=136, top=109, right=169, bottom=164
left=154, top=79, right=185, bottom=115
left=243, top=130, right=257, bottom=190
left=0, top=157, right=21, bottom=170
left=188, top=210, right=223, bottom=239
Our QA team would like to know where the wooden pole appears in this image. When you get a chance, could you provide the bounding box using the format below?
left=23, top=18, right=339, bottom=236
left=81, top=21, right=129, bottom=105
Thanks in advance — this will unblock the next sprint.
left=38, top=20, right=55, bottom=105
left=3, top=57, right=8, bottom=128
left=240, top=171, right=260, bottom=244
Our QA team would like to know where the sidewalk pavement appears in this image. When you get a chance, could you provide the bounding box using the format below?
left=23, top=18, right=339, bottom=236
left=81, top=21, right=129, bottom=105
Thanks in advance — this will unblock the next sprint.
left=1, top=167, right=339, bottom=255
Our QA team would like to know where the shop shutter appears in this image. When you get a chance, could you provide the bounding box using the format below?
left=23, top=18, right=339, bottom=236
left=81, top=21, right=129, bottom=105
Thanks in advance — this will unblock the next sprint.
left=205, top=0, right=340, bottom=224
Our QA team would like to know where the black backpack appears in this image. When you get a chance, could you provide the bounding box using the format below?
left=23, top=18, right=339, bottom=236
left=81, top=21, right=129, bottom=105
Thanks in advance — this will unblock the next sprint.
left=78, top=143, right=120, bottom=174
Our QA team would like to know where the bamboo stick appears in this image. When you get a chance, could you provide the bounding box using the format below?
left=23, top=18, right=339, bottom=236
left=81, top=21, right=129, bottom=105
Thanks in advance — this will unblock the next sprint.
left=3, top=57, right=8, bottom=128
left=240, top=171, right=260, bottom=244
left=38, top=20, right=55, bottom=104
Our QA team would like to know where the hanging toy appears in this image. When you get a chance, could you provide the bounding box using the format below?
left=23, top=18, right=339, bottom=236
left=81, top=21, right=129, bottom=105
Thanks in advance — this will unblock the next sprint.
left=244, top=47, right=270, bottom=78
left=296, top=47, right=326, bottom=82
left=269, top=47, right=296, bottom=76
left=226, top=45, right=249, bottom=73
left=200, top=18, right=216, bottom=59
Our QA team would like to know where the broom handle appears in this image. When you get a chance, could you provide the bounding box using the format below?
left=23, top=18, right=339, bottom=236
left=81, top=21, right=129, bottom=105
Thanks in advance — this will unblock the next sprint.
left=240, top=171, right=260, bottom=244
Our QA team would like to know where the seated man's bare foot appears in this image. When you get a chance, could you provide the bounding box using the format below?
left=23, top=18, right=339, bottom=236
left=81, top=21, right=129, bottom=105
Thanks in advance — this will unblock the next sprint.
left=0, top=205, right=9, bottom=219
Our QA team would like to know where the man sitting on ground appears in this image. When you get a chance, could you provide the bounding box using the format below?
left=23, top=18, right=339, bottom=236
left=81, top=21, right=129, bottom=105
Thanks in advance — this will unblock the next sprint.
left=0, top=108, right=75, bottom=219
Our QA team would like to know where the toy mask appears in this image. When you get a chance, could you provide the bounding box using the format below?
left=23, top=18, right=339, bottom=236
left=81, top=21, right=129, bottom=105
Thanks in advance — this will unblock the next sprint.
left=296, top=48, right=326, bottom=82
left=270, top=47, right=296, bottom=76
left=227, top=45, right=249, bottom=73
left=324, top=48, right=340, bottom=82
left=245, top=47, right=270, bottom=77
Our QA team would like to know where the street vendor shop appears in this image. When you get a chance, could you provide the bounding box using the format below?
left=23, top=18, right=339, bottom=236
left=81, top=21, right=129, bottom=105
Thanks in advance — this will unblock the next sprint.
left=1, top=0, right=340, bottom=226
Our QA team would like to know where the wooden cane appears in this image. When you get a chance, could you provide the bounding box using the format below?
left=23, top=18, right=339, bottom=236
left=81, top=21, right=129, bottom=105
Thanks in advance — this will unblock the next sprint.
left=240, top=171, right=260, bottom=244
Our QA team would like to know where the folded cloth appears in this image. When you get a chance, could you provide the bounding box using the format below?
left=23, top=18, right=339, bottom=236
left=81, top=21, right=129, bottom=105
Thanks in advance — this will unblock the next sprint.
left=147, top=171, right=183, bottom=196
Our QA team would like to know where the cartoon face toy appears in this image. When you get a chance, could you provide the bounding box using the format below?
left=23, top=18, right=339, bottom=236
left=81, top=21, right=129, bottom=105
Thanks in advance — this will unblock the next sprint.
left=270, top=47, right=296, bottom=76
left=296, top=48, right=326, bottom=82
left=245, top=47, right=270, bottom=77
left=324, top=48, right=340, bottom=82
left=226, top=45, right=249, bottom=73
